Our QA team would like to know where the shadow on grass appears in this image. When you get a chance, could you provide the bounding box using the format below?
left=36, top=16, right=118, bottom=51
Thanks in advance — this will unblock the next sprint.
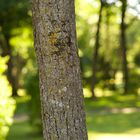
left=7, top=96, right=43, bottom=140
left=85, top=94, right=140, bottom=109
left=7, top=120, right=43, bottom=140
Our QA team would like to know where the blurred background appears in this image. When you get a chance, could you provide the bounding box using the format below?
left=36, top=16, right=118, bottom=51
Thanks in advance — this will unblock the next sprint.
left=0, top=0, right=140, bottom=140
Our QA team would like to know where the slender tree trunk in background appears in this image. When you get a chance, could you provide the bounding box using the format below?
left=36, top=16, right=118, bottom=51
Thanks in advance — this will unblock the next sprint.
left=105, top=7, right=110, bottom=53
left=120, top=0, right=128, bottom=94
left=2, top=34, right=18, bottom=96
left=32, top=0, right=88, bottom=139
left=91, top=0, right=103, bottom=99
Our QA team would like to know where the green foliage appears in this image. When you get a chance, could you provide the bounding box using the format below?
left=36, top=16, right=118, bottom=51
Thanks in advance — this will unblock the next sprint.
left=24, top=73, right=41, bottom=127
left=22, top=35, right=41, bottom=126
left=0, top=0, right=31, bottom=35
left=0, top=56, right=16, bottom=140
left=1, top=0, right=140, bottom=139
left=75, top=0, right=140, bottom=95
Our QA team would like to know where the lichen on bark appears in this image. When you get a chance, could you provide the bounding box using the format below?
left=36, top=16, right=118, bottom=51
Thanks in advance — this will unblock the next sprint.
left=32, top=0, right=88, bottom=139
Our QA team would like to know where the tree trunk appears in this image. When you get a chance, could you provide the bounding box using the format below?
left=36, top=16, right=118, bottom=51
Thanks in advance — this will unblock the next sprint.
left=120, top=0, right=128, bottom=94
left=91, top=0, right=103, bottom=98
left=32, top=0, right=88, bottom=140
left=105, top=6, right=110, bottom=53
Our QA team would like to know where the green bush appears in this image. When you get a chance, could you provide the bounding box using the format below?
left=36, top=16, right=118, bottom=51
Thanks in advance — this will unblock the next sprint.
left=0, top=56, right=16, bottom=140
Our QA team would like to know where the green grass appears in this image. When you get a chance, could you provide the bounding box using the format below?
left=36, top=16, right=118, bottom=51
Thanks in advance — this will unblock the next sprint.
left=86, top=94, right=140, bottom=139
left=87, top=108, right=140, bottom=133
left=6, top=95, right=43, bottom=140
left=7, top=94, right=140, bottom=140
left=7, top=121, right=43, bottom=140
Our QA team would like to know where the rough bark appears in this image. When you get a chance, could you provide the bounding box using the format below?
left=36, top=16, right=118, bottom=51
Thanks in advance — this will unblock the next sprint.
left=32, top=0, right=88, bottom=140
left=120, top=0, right=128, bottom=94
left=91, top=0, right=103, bottom=98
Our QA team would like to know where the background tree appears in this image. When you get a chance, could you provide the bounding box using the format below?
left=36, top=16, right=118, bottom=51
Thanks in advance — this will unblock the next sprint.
left=91, top=0, right=104, bottom=98
left=120, top=0, right=128, bottom=94
left=32, top=0, right=88, bottom=139
left=1, top=0, right=140, bottom=139
left=0, top=0, right=31, bottom=96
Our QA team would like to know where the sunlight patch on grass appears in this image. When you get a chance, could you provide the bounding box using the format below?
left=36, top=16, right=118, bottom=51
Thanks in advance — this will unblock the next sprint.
left=110, top=108, right=140, bottom=114
left=88, top=133, right=140, bottom=140
left=126, top=128, right=140, bottom=134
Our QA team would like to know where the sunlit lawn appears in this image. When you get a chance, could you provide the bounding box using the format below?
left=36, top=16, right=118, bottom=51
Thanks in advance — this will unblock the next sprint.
left=7, top=94, right=140, bottom=140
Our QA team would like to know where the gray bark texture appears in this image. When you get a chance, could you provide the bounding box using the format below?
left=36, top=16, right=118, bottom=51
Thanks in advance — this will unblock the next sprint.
left=31, top=0, right=88, bottom=140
